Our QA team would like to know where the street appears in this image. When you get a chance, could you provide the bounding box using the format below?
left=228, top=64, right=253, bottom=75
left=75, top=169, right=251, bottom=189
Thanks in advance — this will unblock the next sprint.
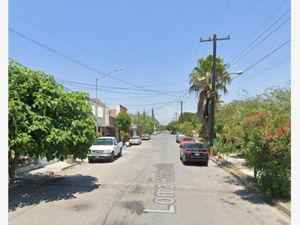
left=9, top=133, right=290, bottom=225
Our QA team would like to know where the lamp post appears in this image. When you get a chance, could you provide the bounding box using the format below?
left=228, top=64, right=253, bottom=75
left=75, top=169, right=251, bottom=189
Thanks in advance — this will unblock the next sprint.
left=95, top=68, right=125, bottom=134
left=96, top=67, right=125, bottom=99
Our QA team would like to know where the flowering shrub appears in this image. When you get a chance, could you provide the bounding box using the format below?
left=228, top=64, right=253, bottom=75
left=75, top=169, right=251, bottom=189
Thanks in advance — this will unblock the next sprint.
left=243, top=113, right=290, bottom=199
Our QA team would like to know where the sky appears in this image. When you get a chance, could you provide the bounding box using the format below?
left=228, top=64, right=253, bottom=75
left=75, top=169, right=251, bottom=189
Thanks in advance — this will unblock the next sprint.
left=8, top=0, right=291, bottom=125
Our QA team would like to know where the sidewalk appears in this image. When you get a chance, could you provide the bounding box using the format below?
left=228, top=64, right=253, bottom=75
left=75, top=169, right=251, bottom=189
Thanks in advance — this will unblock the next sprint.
left=210, top=154, right=291, bottom=216
left=12, top=160, right=83, bottom=186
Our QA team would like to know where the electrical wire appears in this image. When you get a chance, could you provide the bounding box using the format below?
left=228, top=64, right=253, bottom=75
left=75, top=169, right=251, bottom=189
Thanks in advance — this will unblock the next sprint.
left=232, top=57, right=290, bottom=86
left=229, top=8, right=290, bottom=64
left=230, top=16, right=290, bottom=66
left=229, top=0, right=259, bottom=35
left=9, top=27, right=107, bottom=75
left=9, top=28, right=184, bottom=98
left=242, top=39, right=290, bottom=73
left=226, top=0, right=288, bottom=61
left=10, top=13, right=126, bottom=68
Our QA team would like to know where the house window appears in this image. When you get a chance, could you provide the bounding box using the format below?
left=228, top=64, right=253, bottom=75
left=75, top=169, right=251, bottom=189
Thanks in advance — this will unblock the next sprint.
left=97, top=106, right=103, bottom=118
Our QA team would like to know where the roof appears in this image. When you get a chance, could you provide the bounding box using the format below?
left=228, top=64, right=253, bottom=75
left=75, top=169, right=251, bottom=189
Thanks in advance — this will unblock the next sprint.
left=90, top=98, right=106, bottom=107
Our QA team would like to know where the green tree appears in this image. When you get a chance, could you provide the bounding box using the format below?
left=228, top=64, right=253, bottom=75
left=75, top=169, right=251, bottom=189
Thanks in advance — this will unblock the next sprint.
left=130, top=112, right=156, bottom=135
left=9, top=60, right=96, bottom=180
left=115, top=112, right=132, bottom=131
left=189, top=55, right=230, bottom=141
left=115, top=112, right=132, bottom=142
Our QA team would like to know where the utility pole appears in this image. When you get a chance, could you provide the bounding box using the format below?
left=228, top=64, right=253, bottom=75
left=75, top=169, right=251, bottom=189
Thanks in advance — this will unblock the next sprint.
left=180, top=101, right=183, bottom=117
left=200, top=34, right=230, bottom=156
left=96, top=78, right=98, bottom=99
left=137, top=111, right=140, bottom=136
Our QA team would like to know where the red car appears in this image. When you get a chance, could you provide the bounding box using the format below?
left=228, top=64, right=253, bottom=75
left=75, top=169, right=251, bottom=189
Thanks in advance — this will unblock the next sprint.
left=179, top=136, right=195, bottom=148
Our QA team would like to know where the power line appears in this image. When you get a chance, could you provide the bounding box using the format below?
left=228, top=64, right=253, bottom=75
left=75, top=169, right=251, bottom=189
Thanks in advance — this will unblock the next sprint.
left=10, top=13, right=126, bottom=68
left=226, top=0, right=287, bottom=61
left=232, top=57, right=290, bottom=86
left=57, top=79, right=188, bottom=93
left=212, top=0, right=231, bottom=33
left=9, top=27, right=107, bottom=75
left=229, top=0, right=259, bottom=35
left=229, top=8, right=290, bottom=64
left=230, top=16, right=290, bottom=66
left=9, top=28, right=182, bottom=98
left=242, top=39, right=290, bottom=73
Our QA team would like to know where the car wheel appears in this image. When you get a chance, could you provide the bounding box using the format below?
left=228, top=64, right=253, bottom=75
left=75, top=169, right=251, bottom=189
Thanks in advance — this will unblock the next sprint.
left=182, top=156, right=187, bottom=165
left=88, top=157, right=93, bottom=163
left=204, top=161, right=208, bottom=167
left=118, top=149, right=122, bottom=157
left=109, top=152, right=115, bottom=162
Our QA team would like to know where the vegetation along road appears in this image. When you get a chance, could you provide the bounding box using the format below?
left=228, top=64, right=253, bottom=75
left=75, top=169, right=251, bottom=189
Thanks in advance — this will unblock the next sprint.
left=9, top=133, right=290, bottom=225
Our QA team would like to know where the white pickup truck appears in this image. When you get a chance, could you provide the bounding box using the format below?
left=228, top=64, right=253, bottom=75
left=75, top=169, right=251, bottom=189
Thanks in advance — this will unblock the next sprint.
left=87, top=137, right=123, bottom=163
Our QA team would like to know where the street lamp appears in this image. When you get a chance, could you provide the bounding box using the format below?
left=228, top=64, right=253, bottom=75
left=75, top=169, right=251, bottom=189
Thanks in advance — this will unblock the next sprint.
left=96, top=67, right=125, bottom=99
left=229, top=70, right=244, bottom=76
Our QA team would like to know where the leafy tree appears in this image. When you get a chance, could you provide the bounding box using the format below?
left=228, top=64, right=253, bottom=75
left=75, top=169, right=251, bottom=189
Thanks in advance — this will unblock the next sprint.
left=115, top=112, right=132, bottom=132
left=178, top=121, right=195, bottom=136
left=189, top=55, right=230, bottom=141
left=130, top=112, right=156, bottom=135
left=178, top=112, right=201, bottom=128
left=9, top=60, right=96, bottom=180
left=115, top=112, right=132, bottom=143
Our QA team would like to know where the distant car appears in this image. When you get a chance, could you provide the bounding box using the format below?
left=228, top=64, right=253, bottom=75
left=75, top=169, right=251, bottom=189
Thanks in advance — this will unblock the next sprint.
left=179, top=136, right=194, bottom=148
left=176, top=134, right=185, bottom=143
left=87, top=137, right=123, bottom=163
left=180, top=142, right=209, bottom=166
left=141, top=133, right=151, bottom=140
left=129, top=136, right=142, bottom=145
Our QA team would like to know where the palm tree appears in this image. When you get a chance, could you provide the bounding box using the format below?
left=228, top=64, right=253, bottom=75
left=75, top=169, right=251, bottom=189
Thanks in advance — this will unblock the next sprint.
left=189, top=55, right=230, bottom=140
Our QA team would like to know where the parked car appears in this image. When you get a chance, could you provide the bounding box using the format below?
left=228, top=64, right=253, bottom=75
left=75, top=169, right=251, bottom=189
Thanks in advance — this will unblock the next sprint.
left=141, top=133, right=151, bottom=140
left=129, top=136, right=142, bottom=145
left=87, top=137, right=123, bottom=163
left=176, top=134, right=185, bottom=143
left=180, top=142, right=209, bottom=166
left=179, top=136, right=194, bottom=148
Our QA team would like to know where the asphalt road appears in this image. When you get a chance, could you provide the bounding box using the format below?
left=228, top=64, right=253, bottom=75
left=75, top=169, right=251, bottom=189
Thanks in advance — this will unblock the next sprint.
left=9, top=133, right=290, bottom=225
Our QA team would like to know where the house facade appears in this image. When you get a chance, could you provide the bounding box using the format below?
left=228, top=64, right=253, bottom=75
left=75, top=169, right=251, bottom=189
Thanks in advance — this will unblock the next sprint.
left=90, top=98, right=115, bottom=136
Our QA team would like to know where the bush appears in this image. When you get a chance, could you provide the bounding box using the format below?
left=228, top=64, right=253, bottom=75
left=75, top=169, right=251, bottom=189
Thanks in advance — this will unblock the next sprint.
left=242, top=113, right=290, bottom=199
left=96, top=132, right=102, bottom=138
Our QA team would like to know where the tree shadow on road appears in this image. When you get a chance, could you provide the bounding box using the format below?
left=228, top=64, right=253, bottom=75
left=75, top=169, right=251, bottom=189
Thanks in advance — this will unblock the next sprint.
left=9, top=174, right=100, bottom=212
left=223, top=175, right=267, bottom=205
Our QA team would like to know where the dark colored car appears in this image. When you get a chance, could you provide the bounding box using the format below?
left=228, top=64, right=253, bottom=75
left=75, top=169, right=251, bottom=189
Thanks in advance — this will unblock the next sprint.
left=180, top=142, right=209, bottom=166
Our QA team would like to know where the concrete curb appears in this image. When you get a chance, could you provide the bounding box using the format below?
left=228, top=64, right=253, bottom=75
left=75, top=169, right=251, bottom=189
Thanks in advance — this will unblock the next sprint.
left=210, top=156, right=291, bottom=216
left=60, top=161, right=83, bottom=171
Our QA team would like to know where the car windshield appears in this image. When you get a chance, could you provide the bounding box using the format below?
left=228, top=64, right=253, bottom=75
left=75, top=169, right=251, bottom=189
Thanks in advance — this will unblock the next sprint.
left=95, top=138, right=113, bottom=145
left=183, top=137, right=193, bottom=141
left=131, top=136, right=140, bottom=139
left=185, top=143, right=206, bottom=150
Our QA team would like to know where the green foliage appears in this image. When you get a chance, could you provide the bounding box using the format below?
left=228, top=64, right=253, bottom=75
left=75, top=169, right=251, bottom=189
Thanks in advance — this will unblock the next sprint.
left=166, top=120, right=179, bottom=133
left=166, top=112, right=201, bottom=136
left=120, top=130, right=130, bottom=143
left=178, top=121, right=194, bottom=136
left=115, top=112, right=132, bottom=132
left=96, top=132, right=103, bottom=138
left=215, top=86, right=291, bottom=198
left=243, top=113, right=290, bottom=199
left=131, top=112, right=157, bottom=134
left=189, top=55, right=230, bottom=142
left=9, top=60, right=96, bottom=178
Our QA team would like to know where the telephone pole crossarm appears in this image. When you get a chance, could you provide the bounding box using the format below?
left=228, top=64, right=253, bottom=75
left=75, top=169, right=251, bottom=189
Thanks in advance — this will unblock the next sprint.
left=199, top=34, right=230, bottom=155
